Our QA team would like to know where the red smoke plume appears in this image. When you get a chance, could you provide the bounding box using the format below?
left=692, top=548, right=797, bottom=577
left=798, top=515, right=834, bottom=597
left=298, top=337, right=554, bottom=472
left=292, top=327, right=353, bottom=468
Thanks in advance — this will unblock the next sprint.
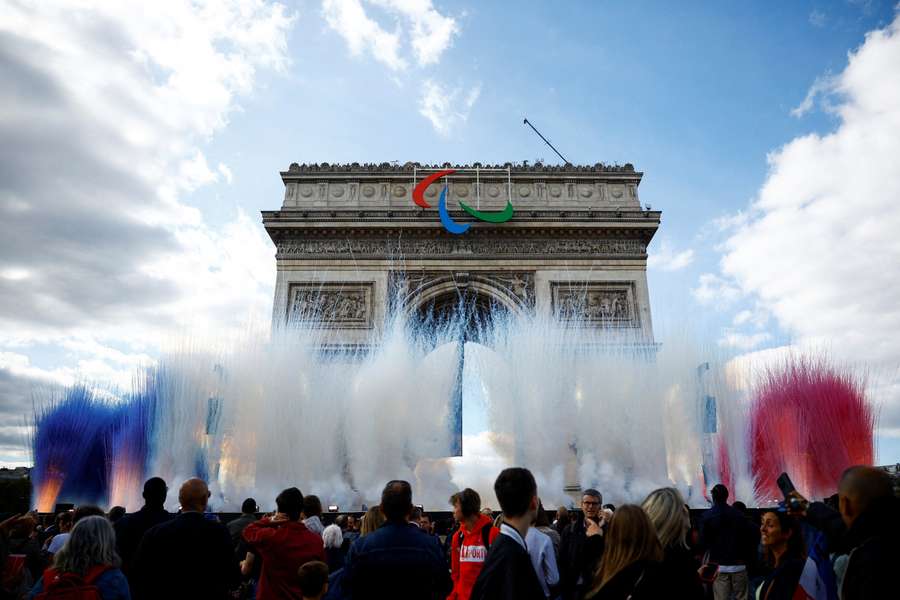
left=750, top=357, right=875, bottom=502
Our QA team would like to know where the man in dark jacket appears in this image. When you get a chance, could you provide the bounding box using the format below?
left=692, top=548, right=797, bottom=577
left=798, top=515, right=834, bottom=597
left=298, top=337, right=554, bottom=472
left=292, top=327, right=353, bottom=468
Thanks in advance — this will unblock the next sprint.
left=344, top=480, right=451, bottom=600
left=131, top=478, right=239, bottom=600
left=559, top=488, right=606, bottom=600
left=243, top=487, right=325, bottom=600
left=699, top=484, right=757, bottom=600
left=801, top=466, right=899, bottom=600
left=470, top=468, right=545, bottom=600
left=228, top=497, right=258, bottom=548
left=113, top=477, right=173, bottom=579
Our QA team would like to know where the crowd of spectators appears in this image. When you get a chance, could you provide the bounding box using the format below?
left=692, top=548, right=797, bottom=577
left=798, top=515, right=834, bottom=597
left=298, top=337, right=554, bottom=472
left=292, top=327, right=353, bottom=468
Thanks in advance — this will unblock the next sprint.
left=0, top=464, right=896, bottom=600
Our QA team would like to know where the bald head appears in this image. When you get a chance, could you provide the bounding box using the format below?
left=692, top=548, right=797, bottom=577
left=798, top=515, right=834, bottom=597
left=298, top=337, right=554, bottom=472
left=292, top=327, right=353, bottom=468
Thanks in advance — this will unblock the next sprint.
left=838, top=466, right=893, bottom=527
left=179, top=478, right=210, bottom=513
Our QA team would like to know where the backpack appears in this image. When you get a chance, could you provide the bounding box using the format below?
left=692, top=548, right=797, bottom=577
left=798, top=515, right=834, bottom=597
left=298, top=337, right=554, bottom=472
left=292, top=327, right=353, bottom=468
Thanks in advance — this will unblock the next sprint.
left=33, top=565, right=110, bottom=600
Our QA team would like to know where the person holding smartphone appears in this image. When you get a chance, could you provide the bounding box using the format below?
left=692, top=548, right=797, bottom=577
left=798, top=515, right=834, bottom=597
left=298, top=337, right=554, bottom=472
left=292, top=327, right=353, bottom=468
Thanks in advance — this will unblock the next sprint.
left=559, top=489, right=606, bottom=600
left=787, top=466, right=899, bottom=599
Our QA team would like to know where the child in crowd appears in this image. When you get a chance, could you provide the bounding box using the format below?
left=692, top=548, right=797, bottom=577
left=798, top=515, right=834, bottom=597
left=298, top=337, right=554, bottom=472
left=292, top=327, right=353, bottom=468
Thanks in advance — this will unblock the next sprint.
left=298, top=560, right=329, bottom=600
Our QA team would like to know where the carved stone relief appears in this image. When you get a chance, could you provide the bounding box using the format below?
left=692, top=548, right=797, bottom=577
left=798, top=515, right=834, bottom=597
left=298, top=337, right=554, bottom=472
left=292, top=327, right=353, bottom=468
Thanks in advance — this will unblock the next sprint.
left=550, top=282, right=639, bottom=327
left=276, top=235, right=646, bottom=259
left=287, top=282, right=373, bottom=329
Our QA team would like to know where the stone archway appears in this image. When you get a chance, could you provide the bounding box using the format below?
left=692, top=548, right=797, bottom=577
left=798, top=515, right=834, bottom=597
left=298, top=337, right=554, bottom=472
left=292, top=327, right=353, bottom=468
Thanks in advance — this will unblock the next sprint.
left=410, top=282, right=516, bottom=344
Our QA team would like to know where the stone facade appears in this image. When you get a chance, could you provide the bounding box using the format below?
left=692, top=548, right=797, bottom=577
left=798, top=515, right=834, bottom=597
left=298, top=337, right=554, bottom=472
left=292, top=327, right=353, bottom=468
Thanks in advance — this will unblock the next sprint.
left=263, top=162, right=660, bottom=350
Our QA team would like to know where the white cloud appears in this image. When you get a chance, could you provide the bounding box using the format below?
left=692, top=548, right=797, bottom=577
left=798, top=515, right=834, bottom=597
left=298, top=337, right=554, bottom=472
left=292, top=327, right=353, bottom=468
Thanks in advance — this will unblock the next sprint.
left=179, top=151, right=220, bottom=192
left=218, top=163, right=234, bottom=184
left=732, top=310, right=754, bottom=326
left=716, top=14, right=900, bottom=429
left=718, top=330, right=772, bottom=351
left=374, top=0, right=459, bottom=66
left=732, top=306, right=769, bottom=328
left=0, top=268, right=30, bottom=281
left=0, top=352, right=75, bottom=388
left=321, top=0, right=458, bottom=71
left=0, top=0, right=291, bottom=452
left=791, top=75, right=836, bottom=117
left=322, top=0, right=406, bottom=70
left=648, top=239, right=695, bottom=271
left=692, top=273, right=741, bottom=306
left=418, top=79, right=481, bottom=136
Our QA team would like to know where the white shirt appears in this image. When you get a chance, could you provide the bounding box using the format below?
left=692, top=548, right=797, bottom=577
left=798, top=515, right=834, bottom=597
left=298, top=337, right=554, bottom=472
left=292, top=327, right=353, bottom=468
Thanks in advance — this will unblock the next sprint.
left=718, top=564, right=746, bottom=573
left=47, top=533, right=69, bottom=554
left=525, top=527, right=560, bottom=598
left=303, top=516, right=325, bottom=537
left=499, top=522, right=527, bottom=550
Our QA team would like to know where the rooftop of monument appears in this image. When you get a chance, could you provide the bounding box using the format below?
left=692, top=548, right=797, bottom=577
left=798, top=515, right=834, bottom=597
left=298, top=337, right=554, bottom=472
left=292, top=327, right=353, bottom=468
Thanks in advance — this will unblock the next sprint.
left=282, top=161, right=641, bottom=177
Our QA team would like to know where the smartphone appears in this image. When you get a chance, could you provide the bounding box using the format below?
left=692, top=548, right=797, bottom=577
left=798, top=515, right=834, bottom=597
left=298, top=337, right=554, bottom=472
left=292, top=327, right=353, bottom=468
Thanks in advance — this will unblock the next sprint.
left=699, top=563, right=719, bottom=582
left=776, top=472, right=796, bottom=498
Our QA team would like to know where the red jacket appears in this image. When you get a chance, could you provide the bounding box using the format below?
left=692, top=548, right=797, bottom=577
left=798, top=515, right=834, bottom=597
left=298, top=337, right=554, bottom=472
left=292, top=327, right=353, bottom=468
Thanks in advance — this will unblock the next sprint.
left=448, top=515, right=500, bottom=600
left=243, top=518, right=325, bottom=600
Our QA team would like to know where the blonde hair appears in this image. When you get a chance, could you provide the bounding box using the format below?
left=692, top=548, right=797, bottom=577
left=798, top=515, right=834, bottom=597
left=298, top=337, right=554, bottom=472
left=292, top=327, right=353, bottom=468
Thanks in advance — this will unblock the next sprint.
left=360, top=506, right=385, bottom=536
left=587, top=505, right=662, bottom=597
left=641, top=487, right=690, bottom=549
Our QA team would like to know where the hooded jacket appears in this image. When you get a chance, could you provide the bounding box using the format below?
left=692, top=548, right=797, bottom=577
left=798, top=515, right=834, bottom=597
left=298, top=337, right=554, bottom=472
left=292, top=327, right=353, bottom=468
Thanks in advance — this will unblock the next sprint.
left=448, top=514, right=500, bottom=600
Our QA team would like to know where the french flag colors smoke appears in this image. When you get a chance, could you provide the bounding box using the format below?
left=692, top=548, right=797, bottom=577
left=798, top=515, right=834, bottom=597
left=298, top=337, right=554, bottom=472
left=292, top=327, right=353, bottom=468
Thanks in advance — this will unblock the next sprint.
left=29, top=311, right=878, bottom=511
left=32, top=386, right=123, bottom=511
left=750, top=357, right=875, bottom=503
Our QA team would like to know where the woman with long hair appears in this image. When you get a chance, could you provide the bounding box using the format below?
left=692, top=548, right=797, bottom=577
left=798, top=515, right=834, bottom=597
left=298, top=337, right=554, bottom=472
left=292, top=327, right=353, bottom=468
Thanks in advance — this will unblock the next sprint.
left=29, top=515, right=130, bottom=599
left=359, top=506, right=385, bottom=538
left=754, top=511, right=807, bottom=600
left=584, top=505, right=665, bottom=599
left=641, top=488, right=703, bottom=598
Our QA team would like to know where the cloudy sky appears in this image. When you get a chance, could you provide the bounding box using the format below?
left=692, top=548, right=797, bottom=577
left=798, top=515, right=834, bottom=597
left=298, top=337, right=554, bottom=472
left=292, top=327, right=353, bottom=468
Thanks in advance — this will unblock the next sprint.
left=1, top=0, right=900, bottom=467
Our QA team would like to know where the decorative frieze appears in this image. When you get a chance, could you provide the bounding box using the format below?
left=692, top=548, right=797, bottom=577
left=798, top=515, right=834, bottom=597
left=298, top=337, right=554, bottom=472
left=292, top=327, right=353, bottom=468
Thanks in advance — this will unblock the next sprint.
left=550, top=282, right=640, bottom=327
left=275, top=235, right=646, bottom=259
left=287, top=282, right=373, bottom=329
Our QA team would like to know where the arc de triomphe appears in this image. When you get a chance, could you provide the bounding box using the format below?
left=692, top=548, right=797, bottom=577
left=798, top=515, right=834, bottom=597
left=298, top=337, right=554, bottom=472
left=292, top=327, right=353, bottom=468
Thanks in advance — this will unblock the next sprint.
left=263, top=162, right=660, bottom=350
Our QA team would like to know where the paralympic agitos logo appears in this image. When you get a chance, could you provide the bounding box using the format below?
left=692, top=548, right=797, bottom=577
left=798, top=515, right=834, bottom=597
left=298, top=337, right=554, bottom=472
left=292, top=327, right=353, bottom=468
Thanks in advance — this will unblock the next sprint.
left=412, top=169, right=514, bottom=234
